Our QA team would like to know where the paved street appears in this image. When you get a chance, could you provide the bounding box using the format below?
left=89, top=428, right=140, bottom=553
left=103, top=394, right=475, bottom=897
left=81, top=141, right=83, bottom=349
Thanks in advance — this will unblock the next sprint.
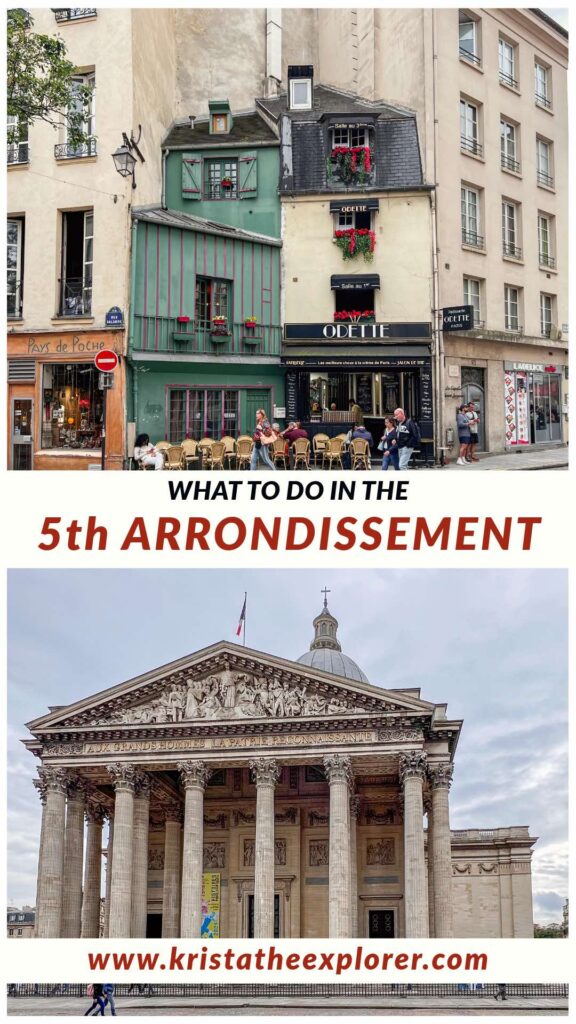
left=7, top=996, right=568, bottom=1016
left=441, top=446, right=568, bottom=471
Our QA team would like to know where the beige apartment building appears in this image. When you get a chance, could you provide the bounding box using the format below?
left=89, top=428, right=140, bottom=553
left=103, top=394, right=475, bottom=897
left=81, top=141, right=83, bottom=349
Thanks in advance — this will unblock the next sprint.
left=7, top=8, right=175, bottom=470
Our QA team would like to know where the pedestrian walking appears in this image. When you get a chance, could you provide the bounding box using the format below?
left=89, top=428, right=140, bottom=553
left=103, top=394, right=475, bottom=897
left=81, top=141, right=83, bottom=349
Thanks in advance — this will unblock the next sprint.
left=393, top=408, right=420, bottom=470
left=494, top=983, right=507, bottom=1001
left=379, top=416, right=399, bottom=471
left=466, top=401, right=480, bottom=461
left=84, top=983, right=106, bottom=1016
left=102, top=983, right=117, bottom=1016
left=250, top=409, right=277, bottom=471
left=456, top=405, right=471, bottom=465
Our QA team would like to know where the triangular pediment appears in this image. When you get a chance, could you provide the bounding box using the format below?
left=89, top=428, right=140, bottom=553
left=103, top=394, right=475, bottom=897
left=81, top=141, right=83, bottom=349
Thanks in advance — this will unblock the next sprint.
left=26, top=641, right=441, bottom=734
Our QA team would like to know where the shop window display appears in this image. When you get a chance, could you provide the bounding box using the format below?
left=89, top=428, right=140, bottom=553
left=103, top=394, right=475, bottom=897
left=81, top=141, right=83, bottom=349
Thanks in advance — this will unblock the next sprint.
left=41, top=363, right=103, bottom=450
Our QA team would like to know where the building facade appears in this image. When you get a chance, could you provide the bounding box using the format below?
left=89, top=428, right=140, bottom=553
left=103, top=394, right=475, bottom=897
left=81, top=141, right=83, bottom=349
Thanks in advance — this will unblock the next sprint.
left=7, top=907, right=35, bottom=939
left=127, top=104, right=284, bottom=444
left=23, top=601, right=535, bottom=939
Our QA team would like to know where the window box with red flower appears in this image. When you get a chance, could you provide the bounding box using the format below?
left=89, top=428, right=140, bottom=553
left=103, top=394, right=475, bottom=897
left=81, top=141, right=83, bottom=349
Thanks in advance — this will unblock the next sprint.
left=211, top=315, right=231, bottom=338
left=221, top=177, right=234, bottom=191
left=327, top=146, right=373, bottom=185
left=244, top=316, right=258, bottom=328
left=333, top=310, right=375, bottom=323
left=334, top=228, right=376, bottom=263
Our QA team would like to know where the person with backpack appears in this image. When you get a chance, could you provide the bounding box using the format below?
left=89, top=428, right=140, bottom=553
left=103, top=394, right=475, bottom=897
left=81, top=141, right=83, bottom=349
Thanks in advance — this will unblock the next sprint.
left=84, top=983, right=106, bottom=1016
left=393, top=408, right=420, bottom=469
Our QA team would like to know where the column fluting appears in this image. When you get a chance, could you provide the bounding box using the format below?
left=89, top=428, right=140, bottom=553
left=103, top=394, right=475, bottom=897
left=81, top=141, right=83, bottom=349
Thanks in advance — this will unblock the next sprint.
left=61, top=777, right=86, bottom=938
left=429, top=763, right=454, bottom=938
left=103, top=814, right=114, bottom=938
left=162, top=803, right=183, bottom=938
left=35, top=767, right=68, bottom=938
left=81, top=802, right=106, bottom=938
left=131, top=772, right=151, bottom=939
left=250, top=758, right=280, bottom=938
left=107, top=763, right=137, bottom=938
left=324, top=754, right=353, bottom=938
left=400, top=751, right=429, bottom=938
left=179, top=761, right=211, bottom=938
left=350, top=795, right=360, bottom=938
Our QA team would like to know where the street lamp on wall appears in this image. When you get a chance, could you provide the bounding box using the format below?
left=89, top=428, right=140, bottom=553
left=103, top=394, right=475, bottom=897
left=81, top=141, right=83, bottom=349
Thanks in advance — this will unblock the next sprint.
left=112, top=126, right=145, bottom=189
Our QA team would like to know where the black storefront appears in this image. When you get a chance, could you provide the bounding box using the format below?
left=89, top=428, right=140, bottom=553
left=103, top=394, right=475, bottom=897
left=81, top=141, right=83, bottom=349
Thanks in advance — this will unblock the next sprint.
left=282, top=321, right=433, bottom=451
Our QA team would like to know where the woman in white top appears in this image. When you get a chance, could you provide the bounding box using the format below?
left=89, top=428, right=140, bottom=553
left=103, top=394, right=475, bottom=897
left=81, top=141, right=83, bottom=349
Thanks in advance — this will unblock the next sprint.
left=134, top=433, right=164, bottom=470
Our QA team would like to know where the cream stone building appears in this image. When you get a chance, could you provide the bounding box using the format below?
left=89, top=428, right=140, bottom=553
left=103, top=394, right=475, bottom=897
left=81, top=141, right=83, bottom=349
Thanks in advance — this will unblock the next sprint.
left=23, top=600, right=535, bottom=940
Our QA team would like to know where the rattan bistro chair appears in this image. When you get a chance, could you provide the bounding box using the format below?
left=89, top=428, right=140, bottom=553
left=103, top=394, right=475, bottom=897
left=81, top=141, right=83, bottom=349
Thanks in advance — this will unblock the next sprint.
left=198, top=437, right=215, bottom=468
left=236, top=437, right=253, bottom=470
left=210, top=441, right=226, bottom=469
left=350, top=437, right=370, bottom=470
left=312, top=433, right=330, bottom=469
left=292, top=438, right=311, bottom=470
left=153, top=440, right=171, bottom=453
left=164, top=444, right=184, bottom=470
left=221, top=435, right=237, bottom=469
left=324, top=435, right=344, bottom=470
left=272, top=436, right=289, bottom=469
left=180, top=438, right=200, bottom=470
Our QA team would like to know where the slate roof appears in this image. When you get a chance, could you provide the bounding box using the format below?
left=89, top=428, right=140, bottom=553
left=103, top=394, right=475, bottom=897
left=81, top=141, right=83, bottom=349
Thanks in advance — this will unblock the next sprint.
left=131, top=206, right=281, bottom=246
left=257, top=83, right=414, bottom=122
left=163, top=111, right=278, bottom=149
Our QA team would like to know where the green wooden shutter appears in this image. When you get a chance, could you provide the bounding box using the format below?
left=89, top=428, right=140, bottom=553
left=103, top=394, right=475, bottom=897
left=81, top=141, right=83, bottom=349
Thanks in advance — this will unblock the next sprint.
left=238, top=152, right=258, bottom=198
left=182, top=154, right=202, bottom=200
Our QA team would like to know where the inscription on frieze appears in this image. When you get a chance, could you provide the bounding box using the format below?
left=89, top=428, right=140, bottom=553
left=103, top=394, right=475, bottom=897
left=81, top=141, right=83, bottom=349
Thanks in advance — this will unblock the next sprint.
left=83, top=730, right=378, bottom=755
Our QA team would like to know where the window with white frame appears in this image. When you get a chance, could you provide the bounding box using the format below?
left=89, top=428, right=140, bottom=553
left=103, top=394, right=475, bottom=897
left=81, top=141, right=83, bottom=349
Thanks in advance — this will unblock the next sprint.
left=332, top=126, right=369, bottom=148
left=499, top=37, right=518, bottom=89
left=7, top=114, right=28, bottom=164
left=461, top=185, right=483, bottom=247
left=334, top=207, right=372, bottom=231
left=500, top=119, right=520, bottom=173
left=7, top=217, right=24, bottom=318
left=538, top=213, right=555, bottom=268
left=459, top=11, right=481, bottom=64
left=502, top=200, right=521, bottom=259
left=289, top=78, right=312, bottom=110
left=460, top=98, right=482, bottom=155
left=60, top=209, right=93, bottom=315
left=536, top=137, right=553, bottom=188
left=463, top=277, right=482, bottom=325
left=57, top=72, right=96, bottom=158
left=204, top=158, right=238, bottom=199
left=540, top=293, right=553, bottom=336
left=504, top=285, right=521, bottom=331
left=535, top=61, right=551, bottom=108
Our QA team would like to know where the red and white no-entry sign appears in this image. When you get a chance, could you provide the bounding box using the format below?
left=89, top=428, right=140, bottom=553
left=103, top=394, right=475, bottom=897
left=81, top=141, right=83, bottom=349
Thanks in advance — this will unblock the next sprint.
left=94, top=349, right=119, bottom=372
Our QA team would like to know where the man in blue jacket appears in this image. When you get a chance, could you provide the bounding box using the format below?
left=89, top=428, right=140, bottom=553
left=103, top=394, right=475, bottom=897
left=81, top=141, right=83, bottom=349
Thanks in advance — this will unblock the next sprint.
left=393, top=408, right=420, bottom=469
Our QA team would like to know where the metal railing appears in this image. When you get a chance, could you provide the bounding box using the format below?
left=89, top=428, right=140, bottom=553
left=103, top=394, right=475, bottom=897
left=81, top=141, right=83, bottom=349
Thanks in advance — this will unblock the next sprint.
left=505, top=321, right=523, bottom=333
left=539, top=251, right=556, bottom=269
left=503, top=241, right=522, bottom=259
left=132, top=315, right=282, bottom=357
left=54, top=8, right=97, bottom=21
left=6, top=983, right=569, bottom=999
left=541, top=324, right=552, bottom=338
left=537, top=170, right=554, bottom=188
left=54, top=138, right=97, bottom=160
left=460, top=135, right=483, bottom=157
left=461, top=229, right=484, bottom=248
left=535, top=91, right=552, bottom=109
left=59, top=278, right=91, bottom=317
left=7, top=284, right=22, bottom=319
left=501, top=153, right=520, bottom=173
left=7, top=142, right=29, bottom=165
left=459, top=47, right=481, bottom=66
left=499, top=69, right=519, bottom=89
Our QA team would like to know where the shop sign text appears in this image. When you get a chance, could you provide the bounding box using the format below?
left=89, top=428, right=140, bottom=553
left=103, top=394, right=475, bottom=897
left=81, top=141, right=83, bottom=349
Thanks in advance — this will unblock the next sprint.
left=27, top=336, right=105, bottom=355
left=284, top=322, right=431, bottom=341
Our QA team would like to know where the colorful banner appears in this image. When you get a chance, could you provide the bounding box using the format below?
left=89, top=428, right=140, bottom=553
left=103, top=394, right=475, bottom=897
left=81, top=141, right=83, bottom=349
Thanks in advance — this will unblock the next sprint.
left=504, top=371, right=529, bottom=446
left=201, top=872, right=221, bottom=938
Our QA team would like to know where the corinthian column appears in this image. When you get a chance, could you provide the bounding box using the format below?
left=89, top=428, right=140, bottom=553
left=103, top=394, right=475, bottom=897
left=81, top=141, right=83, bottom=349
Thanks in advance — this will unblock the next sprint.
left=131, top=772, right=151, bottom=938
left=425, top=796, right=435, bottom=937
left=428, top=763, right=454, bottom=938
left=179, top=761, right=211, bottom=938
left=399, top=751, right=429, bottom=938
left=82, top=802, right=105, bottom=938
left=249, top=758, right=280, bottom=938
left=107, top=763, right=137, bottom=938
left=61, top=777, right=86, bottom=937
left=162, top=802, right=183, bottom=938
left=103, top=815, right=114, bottom=938
left=324, top=754, right=352, bottom=938
left=35, top=767, right=68, bottom=938
left=350, top=796, right=360, bottom=938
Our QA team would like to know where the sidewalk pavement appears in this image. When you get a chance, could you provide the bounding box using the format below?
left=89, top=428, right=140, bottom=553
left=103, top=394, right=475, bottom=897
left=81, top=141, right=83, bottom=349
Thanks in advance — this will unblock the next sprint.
left=440, top=446, right=568, bottom=471
left=7, top=995, right=568, bottom=1016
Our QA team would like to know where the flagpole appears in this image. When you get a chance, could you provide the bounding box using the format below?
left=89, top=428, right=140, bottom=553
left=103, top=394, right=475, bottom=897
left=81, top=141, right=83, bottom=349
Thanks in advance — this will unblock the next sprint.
left=243, top=591, right=247, bottom=647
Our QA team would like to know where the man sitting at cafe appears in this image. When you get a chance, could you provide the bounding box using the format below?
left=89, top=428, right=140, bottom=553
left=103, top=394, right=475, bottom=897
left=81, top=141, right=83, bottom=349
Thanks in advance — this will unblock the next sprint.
left=281, top=421, right=309, bottom=443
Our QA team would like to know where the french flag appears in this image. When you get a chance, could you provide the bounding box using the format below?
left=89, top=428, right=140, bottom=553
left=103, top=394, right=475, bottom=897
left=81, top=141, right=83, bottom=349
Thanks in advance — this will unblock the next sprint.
left=236, top=595, right=247, bottom=637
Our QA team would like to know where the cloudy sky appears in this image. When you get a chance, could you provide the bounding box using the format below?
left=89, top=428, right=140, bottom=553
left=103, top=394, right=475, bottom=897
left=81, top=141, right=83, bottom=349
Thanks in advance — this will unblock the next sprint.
left=8, top=569, right=567, bottom=925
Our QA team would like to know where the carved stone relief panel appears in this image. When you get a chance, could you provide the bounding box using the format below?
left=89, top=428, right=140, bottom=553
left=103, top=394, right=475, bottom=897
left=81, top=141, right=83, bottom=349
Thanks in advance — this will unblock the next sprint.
left=309, top=840, right=329, bottom=867
left=148, top=848, right=165, bottom=871
left=203, top=843, right=225, bottom=870
left=243, top=838, right=286, bottom=867
left=366, top=838, right=395, bottom=866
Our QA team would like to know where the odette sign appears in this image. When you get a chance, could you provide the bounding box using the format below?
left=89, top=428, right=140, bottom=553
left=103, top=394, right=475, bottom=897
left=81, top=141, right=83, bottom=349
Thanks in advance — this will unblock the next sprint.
left=94, top=349, right=119, bottom=372
left=284, top=322, right=431, bottom=341
left=442, top=305, right=474, bottom=332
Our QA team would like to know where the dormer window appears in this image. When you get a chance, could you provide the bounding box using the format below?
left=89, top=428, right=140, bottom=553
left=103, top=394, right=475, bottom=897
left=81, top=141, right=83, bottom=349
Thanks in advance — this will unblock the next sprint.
left=332, top=125, right=368, bottom=148
left=212, top=113, right=228, bottom=134
left=328, top=123, right=375, bottom=186
left=288, top=65, right=313, bottom=110
left=208, top=100, right=233, bottom=136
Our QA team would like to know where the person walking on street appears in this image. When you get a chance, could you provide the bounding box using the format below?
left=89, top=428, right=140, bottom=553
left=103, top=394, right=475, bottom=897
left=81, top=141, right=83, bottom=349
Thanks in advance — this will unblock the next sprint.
left=102, top=983, right=116, bottom=1016
left=494, top=983, right=507, bottom=1001
left=84, top=983, right=106, bottom=1016
left=380, top=417, right=399, bottom=471
left=250, top=409, right=277, bottom=471
left=456, top=405, right=471, bottom=465
left=394, top=408, right=420, bottom=470
left=466, top=401, right=480, bottom=461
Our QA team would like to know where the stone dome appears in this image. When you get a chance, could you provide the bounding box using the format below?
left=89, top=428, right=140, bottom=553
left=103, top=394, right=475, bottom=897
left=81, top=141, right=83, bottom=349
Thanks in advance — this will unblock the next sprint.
left=296, top=592, right=369, bottom=684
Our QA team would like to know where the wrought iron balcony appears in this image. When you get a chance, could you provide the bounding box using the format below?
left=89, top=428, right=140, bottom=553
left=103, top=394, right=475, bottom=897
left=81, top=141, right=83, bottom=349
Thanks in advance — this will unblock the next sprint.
left=54, top=137, right=97, bottom=160
left=132, top=315, right=281, bottom=356
left=539, top=252, right=556, bottom=269
left=459, top=46, right=481, bottom=66
left=499, top=69, right=518, bottom=90
left=460, top=135, right=483, bottom=157
left=537, top=170, right=554, bottom=188
left=503, top=242, right=522, bottom=259
left=461, top=230, right=484, bottom=249
left=7, top=142, right=29, bottom=165
left=53, top=9, right=97, bottom=22
left=505, top=321, right=522, bottom=333
left=541, top=324, right=552, bottom=338
left=59, top=278, right=92, bottom=317
left=535, top=92, right=552, bottom=109
left=501, top=153, right=520, bottom=173
left=7, top=284, right=22, bottom=319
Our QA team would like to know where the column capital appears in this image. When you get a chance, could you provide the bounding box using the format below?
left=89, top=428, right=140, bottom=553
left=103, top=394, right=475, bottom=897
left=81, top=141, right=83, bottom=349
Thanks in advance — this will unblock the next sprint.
left=399, top=751, right=428, bottom=785
left=85, top=801, right=107, bottom=826
left=133, top=770, right=152, bottom=799
left=159, top=799, right=183, bottom=825
left=37, top=765, right=68, bottom=795
left=178, top=760, right=211, bottom=791
left=249, top=758, right=281, bottom=787
left=323, top=754, right=353, bottom=787
left=428, top=763, right=454, bottom=790
left=66, top=776, right=87, bottom=801
left=350, top=795, right=361, bottom=819
left=106, top=763, right=137, bottom=792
